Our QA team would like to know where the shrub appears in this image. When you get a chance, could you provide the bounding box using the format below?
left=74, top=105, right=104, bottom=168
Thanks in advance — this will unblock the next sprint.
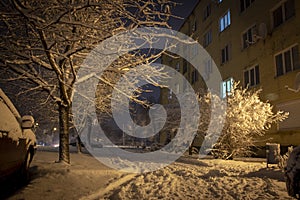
left=201, top=83, right=289, bottom=160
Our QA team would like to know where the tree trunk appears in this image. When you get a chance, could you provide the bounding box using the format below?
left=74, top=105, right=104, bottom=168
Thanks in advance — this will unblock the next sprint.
left=76, top=135, right=82, bottom=154
left=58, top=103, right=70, bottom=164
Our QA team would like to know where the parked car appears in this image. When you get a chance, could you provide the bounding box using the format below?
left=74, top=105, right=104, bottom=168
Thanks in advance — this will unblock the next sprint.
left=0, top=88, right=37, bottom=182
left=285, top=145, right=300, bottom=199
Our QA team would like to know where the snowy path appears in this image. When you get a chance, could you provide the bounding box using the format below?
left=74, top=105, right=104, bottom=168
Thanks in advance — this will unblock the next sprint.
left=4, top=151, right=293, bottom=200
left=101, top=157, right=292, bottom=200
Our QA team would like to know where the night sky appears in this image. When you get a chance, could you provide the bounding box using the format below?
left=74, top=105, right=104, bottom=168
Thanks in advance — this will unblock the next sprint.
left=169, top=0, right=199, bottom=30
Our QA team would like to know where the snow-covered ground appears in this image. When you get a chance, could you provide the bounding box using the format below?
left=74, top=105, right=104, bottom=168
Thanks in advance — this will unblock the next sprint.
left=3, top=149, right=293, bottom=200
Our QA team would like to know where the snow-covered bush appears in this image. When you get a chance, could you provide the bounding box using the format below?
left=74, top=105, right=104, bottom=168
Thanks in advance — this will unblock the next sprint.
left=200, top=83, right=289, bottom=160
left=277, top=146, right=294, bottom=170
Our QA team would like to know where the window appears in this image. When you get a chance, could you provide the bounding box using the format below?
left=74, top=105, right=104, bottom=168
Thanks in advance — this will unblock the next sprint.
left=272, top=0, right=295, bottom=29
left=242, top=25, right=257, bottom=49
left=191, top=43, right=198, bottom=58
left=204, top=59, right=212, bottom=80
left=203, top=29, right=212, bottom=47
left=191, top=69, right=199, bottom=84
left=203, top=3, right=211, bottom=21
left=175, top=62, right=180, bottom=72
left=221, top=77, right=234, bottom=98
left=218, top=0, right=223, bottom=3
left=168, top=89, right=173, bottom=99
left=219, top=10, right=231, bottom=32
left=182, top=77, right=186, bottom=92
left=221, top=44, right=230, bottom=64
left=175, top=83, right=180, bottom=94
left=183, top=59, right=188, bottom=74
left=275, top=45, right=300, bottom=77
left=240, top=0, right=255, bottom=12
left=192, top=20, right=197, bottom=32
left=244, top=65, right=260, bottom=87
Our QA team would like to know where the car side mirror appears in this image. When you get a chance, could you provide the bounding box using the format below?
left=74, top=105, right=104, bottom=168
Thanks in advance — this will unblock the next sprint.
left=21, top=115, right=35, bottom=129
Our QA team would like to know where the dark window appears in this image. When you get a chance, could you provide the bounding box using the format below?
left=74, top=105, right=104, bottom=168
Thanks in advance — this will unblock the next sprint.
left=183, top=60, right=188, bottom=74
left=242, top=25, right=256, bottom=49
left=285, top=0, right=295, bottom=20
left=255, top=65, right=260, bottom=85
left=275, top=45, right=300, bottom=76
left=204, top=59, right=212, bottom=80
left=191, top=70, right=198, bottom=84
left=175, top=62, right=180, bottom=72
left=244, top=65, right=260, bottom=87
left=203, top=30, right=212, bottom=47
left=221, top=45, right=230, bottom=64
left=192, top=20, right=197, bottom=32
left=203, top=4, right=211, bottom=21
left=292, top=45, right=300, bottom=70
left=273, top=0, right=295, bottom=29
left=244, top=71, right=249, bottom=86
left=240, top=0, right=255, bottom=12
left=243, top=33, right=248, bottom=49
left=284, top=50, right=292, bottom=73
left=273, top=6, right=284, bottom=28
left=276, top=54, right=284, bottom=76
left=250, top=68, right=255, bottom=86
left=240, top=0, right=245, bottom=12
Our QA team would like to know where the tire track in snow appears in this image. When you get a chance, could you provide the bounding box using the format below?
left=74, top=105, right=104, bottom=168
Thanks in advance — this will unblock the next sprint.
left=79, top=173, right=138, bottom=200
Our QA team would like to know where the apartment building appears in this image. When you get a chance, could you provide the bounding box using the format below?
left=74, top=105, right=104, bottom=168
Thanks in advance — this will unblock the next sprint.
left=161, top=0, right=300, bottom=147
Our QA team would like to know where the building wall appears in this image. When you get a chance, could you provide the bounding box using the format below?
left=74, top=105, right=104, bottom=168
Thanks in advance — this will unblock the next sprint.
left=161, top=0, right=300, bottom=147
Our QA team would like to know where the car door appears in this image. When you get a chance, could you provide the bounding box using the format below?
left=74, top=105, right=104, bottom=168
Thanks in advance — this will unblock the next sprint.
left=0, top=96, right=25, bottom=177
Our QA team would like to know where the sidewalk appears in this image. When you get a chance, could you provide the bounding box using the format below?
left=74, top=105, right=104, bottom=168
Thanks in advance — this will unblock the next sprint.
left=5, top=151, right=124, bottom=200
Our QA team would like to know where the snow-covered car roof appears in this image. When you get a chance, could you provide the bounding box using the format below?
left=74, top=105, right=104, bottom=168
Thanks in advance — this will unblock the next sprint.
left=0, top=88, right=21, bottom=120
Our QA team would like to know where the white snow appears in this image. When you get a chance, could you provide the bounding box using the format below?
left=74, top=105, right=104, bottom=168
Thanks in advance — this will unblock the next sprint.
left=5, top=149, right=293, bottom=200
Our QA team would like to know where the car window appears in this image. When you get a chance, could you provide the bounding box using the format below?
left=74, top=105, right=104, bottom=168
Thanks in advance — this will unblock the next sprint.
left=0, top=97, right=22, bottom=141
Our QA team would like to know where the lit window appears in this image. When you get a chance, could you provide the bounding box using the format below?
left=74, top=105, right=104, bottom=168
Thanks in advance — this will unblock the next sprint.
left=275, top=45, right=300, bottom=77
left=242, top=25, right=257, bottom=49
left=221, top=44, right=230, bottom=64
left=203, top=3, right=211, bottom=21
left=203, top=29, right=212, bottom=47
left=244, top=65, right=260, bottom=87
left=240, top=0, right=255, bottom=12
left=221, top=77, right=234, bottom=98
left=219, top=10, right=231, bottom=32
left=272, top=0, right=295, bottom=29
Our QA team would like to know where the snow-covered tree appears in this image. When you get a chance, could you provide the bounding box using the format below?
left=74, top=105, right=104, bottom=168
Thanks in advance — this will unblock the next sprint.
left=161, top=83, right=288, bottom=158
left=0, top=0, right=174, bottom=163
left=207, top=83, right=289, bottom=159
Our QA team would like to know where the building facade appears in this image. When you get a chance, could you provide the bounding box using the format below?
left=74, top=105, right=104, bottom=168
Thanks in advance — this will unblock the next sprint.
left=161, top=0, right=300, bottom=147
